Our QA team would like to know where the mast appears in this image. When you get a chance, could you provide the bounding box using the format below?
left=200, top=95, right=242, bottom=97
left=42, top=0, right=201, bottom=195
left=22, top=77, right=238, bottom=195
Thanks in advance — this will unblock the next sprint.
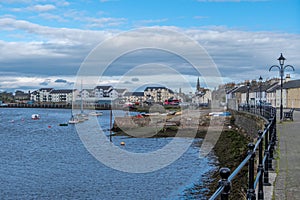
left=80, top=80, right=83, bottom=114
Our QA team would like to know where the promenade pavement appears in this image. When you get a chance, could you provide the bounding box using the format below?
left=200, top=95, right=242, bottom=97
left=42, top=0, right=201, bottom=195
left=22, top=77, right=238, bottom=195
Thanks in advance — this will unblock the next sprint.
left=274, top=110, right=300, bottom=199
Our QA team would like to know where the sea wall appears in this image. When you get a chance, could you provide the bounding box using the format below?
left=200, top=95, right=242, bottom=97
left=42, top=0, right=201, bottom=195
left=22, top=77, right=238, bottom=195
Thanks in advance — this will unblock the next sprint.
left=230, top=109, right=268, bottom=138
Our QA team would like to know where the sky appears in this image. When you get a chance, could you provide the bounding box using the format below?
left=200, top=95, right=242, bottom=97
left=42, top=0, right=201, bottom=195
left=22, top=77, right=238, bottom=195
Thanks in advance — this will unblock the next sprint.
left=0, top=0, right=300, bottom=93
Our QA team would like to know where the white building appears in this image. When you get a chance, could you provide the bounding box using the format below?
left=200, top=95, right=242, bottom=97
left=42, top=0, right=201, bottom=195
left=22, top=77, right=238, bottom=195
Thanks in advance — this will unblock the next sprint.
left=49, top=89, right=75, bottom=103
left=144, top=87, right=174, bottom=103
left=94, top=86, right=114, bottom=98
left=31, top=88, right=77, bottom=104
left=124, top=92, right=145, bottom=103
left=31, top=88, right=53, bottom=102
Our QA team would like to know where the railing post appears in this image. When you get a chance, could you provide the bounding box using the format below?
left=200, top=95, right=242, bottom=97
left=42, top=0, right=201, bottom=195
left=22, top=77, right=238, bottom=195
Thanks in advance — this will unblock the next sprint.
left=264, top=124, right=271, bottom=186
left=258, top=131, right=264, bottom=200
left=268, top=118, right=274, bottom=170
left=274, top=114, right=277, bottom=141
left=219, top=168, right=231, bottom=200
left=247, top=143, right=256, bottom=200
left=269, top=118, right=275, bottom=158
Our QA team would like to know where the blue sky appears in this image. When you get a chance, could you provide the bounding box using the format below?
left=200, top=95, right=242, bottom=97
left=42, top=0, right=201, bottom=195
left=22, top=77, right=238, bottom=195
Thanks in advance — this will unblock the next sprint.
left=0, top=0, right=300, bottom=92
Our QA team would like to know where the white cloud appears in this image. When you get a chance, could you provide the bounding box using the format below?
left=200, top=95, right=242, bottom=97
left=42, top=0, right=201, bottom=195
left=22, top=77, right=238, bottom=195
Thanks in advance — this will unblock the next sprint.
left=137, top=18, right=168, bottom=25
left=30, top=4, right=56, bottom=12
left=37, top=13, right=68, bottom=22
left=0, top=75, right=75, bottom=91
left=0, top=17, right=112, bottom=44
left=55, top=0, right=70, bottom=6
left=10, top=4, right=56, bottom=12
left=85, top=17, right=127, bottom=28
left=0, top=18, right=299, bottom=91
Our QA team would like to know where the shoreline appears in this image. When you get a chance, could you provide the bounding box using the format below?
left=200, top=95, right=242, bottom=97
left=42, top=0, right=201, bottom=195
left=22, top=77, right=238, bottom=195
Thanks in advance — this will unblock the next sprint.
left=4, top=106, right=251, bottom=198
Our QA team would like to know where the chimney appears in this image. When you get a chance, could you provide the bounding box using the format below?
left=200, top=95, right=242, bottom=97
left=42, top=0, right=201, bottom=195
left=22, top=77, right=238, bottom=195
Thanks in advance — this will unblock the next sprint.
left=285, top=74, right=291, bottom=82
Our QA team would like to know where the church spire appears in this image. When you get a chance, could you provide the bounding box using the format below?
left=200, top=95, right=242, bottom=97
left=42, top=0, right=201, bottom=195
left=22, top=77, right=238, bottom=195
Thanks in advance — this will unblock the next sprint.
left=196, top=77, right=201, bottom=92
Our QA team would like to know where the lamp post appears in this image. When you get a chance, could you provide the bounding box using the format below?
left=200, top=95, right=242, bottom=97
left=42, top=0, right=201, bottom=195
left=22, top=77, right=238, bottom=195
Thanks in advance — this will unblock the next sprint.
left=269, top=53, right=295, bottom=121
left=259, top=76, right=263, bottom=115
left=246, top=82, right=250, bottom=111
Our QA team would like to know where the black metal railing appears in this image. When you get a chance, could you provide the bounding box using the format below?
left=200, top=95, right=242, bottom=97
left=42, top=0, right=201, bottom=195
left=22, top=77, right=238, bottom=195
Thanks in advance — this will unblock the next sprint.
left=238, top=105, right=276, bottom=120
left=209, top=107, right=277, bottom=200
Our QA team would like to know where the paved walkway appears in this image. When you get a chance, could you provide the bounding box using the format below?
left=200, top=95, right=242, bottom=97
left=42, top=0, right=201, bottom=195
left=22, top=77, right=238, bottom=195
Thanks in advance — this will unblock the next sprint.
left=274, top=110, right=300, bottom=199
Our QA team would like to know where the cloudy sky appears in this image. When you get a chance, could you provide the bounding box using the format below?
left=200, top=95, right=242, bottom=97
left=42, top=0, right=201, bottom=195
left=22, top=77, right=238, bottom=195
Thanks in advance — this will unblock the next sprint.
left=0, top=0, right=299, bottom=93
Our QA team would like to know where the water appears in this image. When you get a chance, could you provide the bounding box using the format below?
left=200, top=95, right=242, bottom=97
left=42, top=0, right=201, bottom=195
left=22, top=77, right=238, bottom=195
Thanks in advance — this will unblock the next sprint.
left=0, top=108, right=216, bottom=199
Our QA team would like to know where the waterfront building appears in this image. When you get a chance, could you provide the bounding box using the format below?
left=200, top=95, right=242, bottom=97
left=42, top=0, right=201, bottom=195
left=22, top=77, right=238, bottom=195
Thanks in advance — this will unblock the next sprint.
left=282, top=79, right=300, bottom=108
left=49, top=89, right=75, bottom=104
left=225, top=75, right=300, bottom=109
left=124, top=92, right=145, bottom=104
left=31, top=88, right=78, bottom=104
left=31, top=88, right=53, bottom=102
left=144, top=86, right=174, bottom=103
left=94, top=86, right=114, bottom=98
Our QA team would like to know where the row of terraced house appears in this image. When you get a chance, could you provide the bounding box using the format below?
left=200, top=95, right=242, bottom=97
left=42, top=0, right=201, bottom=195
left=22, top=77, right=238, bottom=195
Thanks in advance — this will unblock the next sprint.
left=226, top=74, right=300, bottom=109
left=29, top=86, right=177, bottom=105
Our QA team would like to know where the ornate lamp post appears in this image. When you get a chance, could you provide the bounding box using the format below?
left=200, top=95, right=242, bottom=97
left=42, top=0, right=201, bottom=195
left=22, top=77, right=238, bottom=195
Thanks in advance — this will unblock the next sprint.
left=269, top=53, right=295, bottom=120
left=259, top=76, right=263, bottom=115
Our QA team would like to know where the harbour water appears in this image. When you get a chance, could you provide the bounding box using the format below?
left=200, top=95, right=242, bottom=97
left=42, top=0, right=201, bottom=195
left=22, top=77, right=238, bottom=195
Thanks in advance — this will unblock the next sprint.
left=0, top=108, right=216, bottom=199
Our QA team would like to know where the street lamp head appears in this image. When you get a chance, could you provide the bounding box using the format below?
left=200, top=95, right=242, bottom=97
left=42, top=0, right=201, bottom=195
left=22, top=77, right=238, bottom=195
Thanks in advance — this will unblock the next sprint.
left=246, top=82, right=250, bottom=88
left=278, top=53, right=286, bottom=66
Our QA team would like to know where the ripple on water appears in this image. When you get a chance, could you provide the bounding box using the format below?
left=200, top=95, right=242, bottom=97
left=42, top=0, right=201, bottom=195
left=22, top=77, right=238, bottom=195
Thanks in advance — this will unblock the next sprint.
left=0, top=108, right=216, bottom=199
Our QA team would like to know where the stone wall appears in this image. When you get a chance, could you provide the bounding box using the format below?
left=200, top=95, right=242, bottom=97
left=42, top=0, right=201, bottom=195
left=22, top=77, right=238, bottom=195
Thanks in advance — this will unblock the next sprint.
left=230, top=109, right=268, bottom=138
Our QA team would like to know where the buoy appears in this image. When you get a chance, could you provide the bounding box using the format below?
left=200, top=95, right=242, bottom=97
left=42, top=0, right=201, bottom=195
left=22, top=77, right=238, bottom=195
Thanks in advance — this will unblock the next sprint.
left=48, top=125, right=51, bottom=128
left=120, top=141, right=125, bottom=146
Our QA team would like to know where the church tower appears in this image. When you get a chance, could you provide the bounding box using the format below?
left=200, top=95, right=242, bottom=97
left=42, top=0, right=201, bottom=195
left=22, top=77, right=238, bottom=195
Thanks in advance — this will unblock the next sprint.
left=196, top=77, right=201, bottom=92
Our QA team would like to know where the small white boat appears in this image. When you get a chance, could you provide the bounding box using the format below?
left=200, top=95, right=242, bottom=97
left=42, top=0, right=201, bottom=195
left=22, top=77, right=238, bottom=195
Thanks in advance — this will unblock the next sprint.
left=31, top=114, right=40, bottom=120
left=68, top=115, right=79, bottom=124
left=89, top=111, right=103, bottom=116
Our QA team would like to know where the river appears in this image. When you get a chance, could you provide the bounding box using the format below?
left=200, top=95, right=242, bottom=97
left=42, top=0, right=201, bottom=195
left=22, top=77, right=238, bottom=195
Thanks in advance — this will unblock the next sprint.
left=0, top=108, right=216, bottom=199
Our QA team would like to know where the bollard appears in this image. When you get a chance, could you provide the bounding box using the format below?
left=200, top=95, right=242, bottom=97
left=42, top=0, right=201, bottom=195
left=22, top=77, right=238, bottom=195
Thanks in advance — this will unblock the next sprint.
left=219, top=168, right=231, bottom=200
left=258, top=131, right=264, bottom=200
left=247, top=143, right=256, bottom=200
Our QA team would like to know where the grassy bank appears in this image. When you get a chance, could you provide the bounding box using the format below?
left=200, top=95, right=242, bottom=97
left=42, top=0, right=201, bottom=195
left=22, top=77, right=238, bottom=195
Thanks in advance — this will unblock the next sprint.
left=206, top=130, right=250, bottom=199
left=112, top=115, right=251, bottom=199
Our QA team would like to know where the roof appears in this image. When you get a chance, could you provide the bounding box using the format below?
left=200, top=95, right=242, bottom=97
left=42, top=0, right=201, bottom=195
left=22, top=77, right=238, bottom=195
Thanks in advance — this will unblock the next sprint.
left=82, top=89, right=93, bottom=93
left=124, top=92, right=144, bottom=97
left=144, top=86, right=174, bottom=94
left=31, top=90, right=39, bottom=95
left=226, top=86, right=238, bottom=94
left=39, top=88, right=53, bottom=92
left=115, top=89, right=127, bottom=93
left=50, top=89, right=74, bottom=94
left=253, top=82, right=278, bottom=92
left=266, top=83, right=280, bottom=93
left=283, top=79, right=300, bottom=89
left=233, top=85, right=250, bottom=93
left=94, top=86, right=112, bottom=91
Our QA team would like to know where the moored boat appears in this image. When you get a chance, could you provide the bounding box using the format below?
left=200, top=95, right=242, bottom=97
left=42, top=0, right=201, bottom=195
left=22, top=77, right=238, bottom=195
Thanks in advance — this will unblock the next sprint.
left=89, top=111, right=103, bottom=116
left=68, top=115, right=79, bottom=124
left=31, top=114, right=40, bottom=120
